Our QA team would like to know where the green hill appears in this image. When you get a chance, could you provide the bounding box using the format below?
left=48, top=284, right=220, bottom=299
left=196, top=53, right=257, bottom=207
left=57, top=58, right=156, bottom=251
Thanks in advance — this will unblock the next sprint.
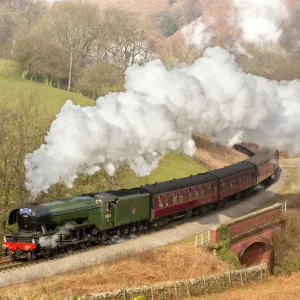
left=0, top=75, right=94, bottom=112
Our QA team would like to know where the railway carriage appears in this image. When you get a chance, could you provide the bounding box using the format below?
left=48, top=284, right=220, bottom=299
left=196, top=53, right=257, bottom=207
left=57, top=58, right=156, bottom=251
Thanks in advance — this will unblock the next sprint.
left=142, top=173, right=218, bottom=221
left=247, top=151, right=279, bottom=184
left=209, top=161, right=257, bottom=201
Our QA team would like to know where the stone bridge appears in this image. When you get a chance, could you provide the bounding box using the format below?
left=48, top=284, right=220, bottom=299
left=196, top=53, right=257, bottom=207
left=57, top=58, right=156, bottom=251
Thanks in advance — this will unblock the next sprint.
left=210, top=203, right=284, bottom=266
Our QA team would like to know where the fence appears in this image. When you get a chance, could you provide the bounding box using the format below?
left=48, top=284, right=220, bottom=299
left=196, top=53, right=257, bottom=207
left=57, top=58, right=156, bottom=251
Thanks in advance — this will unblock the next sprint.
left=282, top=201, right=287, bottom=213
left=194, top=231, right=211, bottom=247
left=77, top=263, right=269, bottom=300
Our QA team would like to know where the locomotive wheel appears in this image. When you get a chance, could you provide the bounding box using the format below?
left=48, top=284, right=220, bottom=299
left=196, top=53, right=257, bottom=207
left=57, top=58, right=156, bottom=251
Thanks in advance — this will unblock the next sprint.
left=8, top=252, right=17, bottom=261
left=78, top=241, right=87, bottom=249
left=27, top=251, right=37, bottom=262
left=43, top=249, right=52, bottom=259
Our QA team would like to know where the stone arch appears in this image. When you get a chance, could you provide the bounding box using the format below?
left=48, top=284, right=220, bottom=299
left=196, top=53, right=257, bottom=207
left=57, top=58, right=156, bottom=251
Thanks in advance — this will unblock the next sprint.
left=239, top=241, right=272, bottom=267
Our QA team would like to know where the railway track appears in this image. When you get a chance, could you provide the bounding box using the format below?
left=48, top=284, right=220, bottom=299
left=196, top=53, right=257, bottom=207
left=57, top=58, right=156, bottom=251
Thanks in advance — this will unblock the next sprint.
left=0, top=236, right=136, bottom=273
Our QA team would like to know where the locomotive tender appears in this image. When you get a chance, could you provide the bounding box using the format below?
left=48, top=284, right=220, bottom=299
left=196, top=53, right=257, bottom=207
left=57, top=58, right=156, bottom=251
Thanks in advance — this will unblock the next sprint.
left=2, top=148, right=279, bottom=261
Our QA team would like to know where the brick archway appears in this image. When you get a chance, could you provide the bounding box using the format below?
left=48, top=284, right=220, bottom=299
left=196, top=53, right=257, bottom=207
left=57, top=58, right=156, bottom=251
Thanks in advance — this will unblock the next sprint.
left=239, top=242, right=272, bottom=267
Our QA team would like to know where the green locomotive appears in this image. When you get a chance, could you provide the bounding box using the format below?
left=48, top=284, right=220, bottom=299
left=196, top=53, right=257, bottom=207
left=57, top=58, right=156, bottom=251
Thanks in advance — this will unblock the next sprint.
left=3, top=189, right=151, bottom=260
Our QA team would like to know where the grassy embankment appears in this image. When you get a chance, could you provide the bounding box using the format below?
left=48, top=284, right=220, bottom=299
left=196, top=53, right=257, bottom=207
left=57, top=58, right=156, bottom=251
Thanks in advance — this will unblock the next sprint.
left=0, top=243, right=229, bottom=299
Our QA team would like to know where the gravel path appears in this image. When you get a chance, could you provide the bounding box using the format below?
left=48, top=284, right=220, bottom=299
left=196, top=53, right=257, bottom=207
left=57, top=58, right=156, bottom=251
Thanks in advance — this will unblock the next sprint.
left=0, top=169, right=287, bottom=287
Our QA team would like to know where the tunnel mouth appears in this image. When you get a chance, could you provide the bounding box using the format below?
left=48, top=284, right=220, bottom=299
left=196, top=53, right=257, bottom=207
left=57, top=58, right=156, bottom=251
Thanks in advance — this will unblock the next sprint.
left=239, top=242, right=271, bottom=267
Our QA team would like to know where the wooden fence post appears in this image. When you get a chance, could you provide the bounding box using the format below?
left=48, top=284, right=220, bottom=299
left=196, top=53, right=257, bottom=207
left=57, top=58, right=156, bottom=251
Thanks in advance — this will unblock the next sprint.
left=186, top=281, right=190, bottom=298
left=174, top=282, right=178, bottom=300
left=151, top=286, right=154, bottom=300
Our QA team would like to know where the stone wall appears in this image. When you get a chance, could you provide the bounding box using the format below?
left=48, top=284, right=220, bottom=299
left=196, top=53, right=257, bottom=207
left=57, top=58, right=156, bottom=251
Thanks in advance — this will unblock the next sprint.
left=77, top=263, right=269, bottom=300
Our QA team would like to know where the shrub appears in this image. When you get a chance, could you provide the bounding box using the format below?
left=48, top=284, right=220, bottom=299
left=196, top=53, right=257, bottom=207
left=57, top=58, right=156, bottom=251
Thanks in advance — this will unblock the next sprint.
left=0, top=60, right=21, bottom=76
left=274, top=258, right=300, bottom=275
left=214, top=225, right=241, bottom=268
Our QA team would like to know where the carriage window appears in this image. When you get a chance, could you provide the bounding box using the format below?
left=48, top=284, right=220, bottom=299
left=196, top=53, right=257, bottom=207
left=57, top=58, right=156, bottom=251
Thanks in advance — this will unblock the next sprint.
left=194, top=187, right=199, bottom=198
left=158, top=196, right=163, bottom=208
left=173, top=192, right=177, bottom=204
left=189, top=188, right=192, bottom=200
left=239, top=176, right=242, bottom=184
left=166, top=193, right=170, bottom=206
left=201, top=186, right=204, bottom=196
left=179, top=190, right=184, bottom=202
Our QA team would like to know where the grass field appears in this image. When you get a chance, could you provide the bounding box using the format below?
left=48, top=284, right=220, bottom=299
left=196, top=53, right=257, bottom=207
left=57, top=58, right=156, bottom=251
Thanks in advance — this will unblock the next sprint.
left=187, top=272, right=300, bottom=300
left=136, top=152, right=206, bottom=186
left=0, top=75, right=94, bottom=112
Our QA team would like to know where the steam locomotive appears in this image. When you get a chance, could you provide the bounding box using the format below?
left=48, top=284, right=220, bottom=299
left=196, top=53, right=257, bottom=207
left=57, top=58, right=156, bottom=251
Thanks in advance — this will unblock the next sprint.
left=2, top=147, right=279, bottom=261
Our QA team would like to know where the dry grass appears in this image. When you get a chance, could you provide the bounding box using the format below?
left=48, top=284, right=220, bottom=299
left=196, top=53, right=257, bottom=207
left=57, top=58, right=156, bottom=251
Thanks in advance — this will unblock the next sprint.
left=193, top=134, right=247, bottom=169
left=0, top=244, right=229, bottom=300
left=187, top=272, right=300, bottom=300
left=255, top=157, right=300, bottom=210
left=274, top=209, right=300, bottom=262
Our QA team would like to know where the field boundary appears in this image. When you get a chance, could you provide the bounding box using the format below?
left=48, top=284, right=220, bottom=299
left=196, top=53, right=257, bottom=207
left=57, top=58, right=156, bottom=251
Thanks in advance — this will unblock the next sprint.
left=79, top=263, right=269, bottom=300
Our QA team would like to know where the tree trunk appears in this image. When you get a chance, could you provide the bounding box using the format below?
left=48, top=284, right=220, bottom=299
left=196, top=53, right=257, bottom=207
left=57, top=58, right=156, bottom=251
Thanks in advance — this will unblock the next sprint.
left=68, top=50, right=73, bottom=92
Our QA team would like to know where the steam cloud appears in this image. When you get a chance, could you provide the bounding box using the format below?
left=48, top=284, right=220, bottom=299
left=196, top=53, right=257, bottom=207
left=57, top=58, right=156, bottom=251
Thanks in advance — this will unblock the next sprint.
left=181, top=17, right=215, bottom=50
left=182, top=0, right=289, bottom=51
left=25, top=47, right=300, bottom=197
left=232, top=0, right=289, bottom=44
left=39, top=223, right=75, bottom=248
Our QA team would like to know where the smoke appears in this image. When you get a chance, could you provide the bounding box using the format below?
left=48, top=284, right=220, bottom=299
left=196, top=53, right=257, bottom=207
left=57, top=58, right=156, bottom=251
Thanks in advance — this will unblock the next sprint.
left=232, top=0, right=288, bottom=45
left=25, top=46, right=300, bottom=197
left=182, top=0, right=289, bottom=53
left=181, top=17, right=215, bottom=50
left=39, top=223, right=75, bottom=248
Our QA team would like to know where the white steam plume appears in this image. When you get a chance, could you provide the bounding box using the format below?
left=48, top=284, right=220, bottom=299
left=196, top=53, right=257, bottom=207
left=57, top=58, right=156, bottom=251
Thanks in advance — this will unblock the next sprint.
left=39, top=223, right=75, bottom=248
left=181, top=17, right=215, bottom=50
left=25, top=47, right=300, bottom=197
left=231, top=0, right=289, bottom=44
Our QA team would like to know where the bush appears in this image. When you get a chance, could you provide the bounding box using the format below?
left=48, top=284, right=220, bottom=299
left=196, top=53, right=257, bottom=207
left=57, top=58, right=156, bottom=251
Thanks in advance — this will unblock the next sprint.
left=274, top=258, right=300, bottom=275
left=214, top=225, right=241, bottom=268
left=0, top=60, right=21, bottom=76
left=76, top=60, right=123, bottom=100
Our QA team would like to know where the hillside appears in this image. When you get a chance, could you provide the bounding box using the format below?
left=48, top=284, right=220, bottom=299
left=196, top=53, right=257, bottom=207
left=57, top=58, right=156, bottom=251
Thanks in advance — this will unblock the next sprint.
left=0, top=75, right=207, bottom=193
left=0, top=75, right=94, bottom=113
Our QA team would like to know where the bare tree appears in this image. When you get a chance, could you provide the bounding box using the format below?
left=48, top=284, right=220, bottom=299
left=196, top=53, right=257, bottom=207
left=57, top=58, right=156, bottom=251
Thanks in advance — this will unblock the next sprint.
left=76, top=60, right=123, bottom=99
left=91, top=8, right=155, bottom=69
left=280, top=3, right=300, bottom=58
left=0, top=88, right=50, bottom=235
left=158, top=36, right=202, bottom=69
left=14, top=31, right=69, bottom=84
left=48, top=1, right=99, bottom=91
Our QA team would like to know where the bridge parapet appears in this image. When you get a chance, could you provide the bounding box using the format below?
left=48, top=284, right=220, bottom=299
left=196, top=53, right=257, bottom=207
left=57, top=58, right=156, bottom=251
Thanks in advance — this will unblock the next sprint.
left=208, top=203, right=284, bottom=266
left=210, top=203, right=283, bottom=244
